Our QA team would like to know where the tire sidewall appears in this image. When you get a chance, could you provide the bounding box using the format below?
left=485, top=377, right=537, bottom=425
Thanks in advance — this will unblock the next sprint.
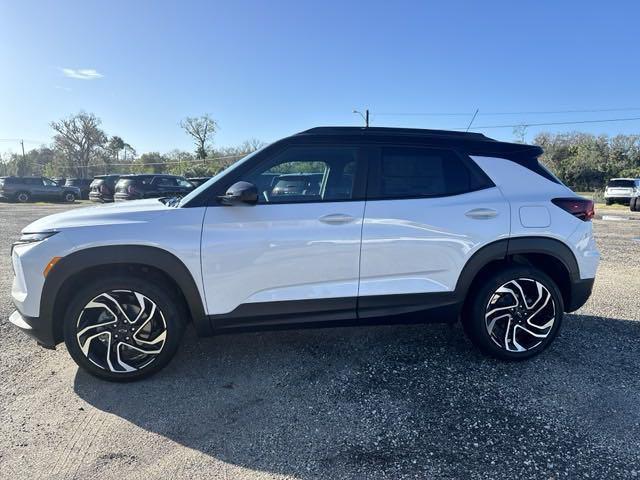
left=63, top=192, right=76, bottom=203
left=464, top=266, right=564, bottom=360
left=63, top=276, right=185, bottom=381
left=15, top=191, right=30, bottom=203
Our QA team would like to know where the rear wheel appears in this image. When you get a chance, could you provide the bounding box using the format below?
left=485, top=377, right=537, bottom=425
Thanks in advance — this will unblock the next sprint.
left=15, top=191, right=31, bottom=203
left=463, top=267, right=564, bottom=360
left=605, top=198, right=612, bottom=206
left=631, top=197, right=639, bottom=212
left=63, top=276, right=186, bottom=381
left=63, top=191, right=76, bottom=203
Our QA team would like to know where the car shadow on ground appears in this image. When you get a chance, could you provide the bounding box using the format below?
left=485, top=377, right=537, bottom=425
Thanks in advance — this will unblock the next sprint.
left=74, top=314, right=640, bottom=478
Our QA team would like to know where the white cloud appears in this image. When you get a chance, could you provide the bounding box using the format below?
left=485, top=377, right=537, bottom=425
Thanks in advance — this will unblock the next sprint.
left=61, top=68, right=103, bottom=80
left=55, top=85, right=72, bottom=92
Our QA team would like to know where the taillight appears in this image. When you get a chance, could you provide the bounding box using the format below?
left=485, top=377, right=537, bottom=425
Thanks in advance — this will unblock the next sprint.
left=551, top=197, right=595, bottom=221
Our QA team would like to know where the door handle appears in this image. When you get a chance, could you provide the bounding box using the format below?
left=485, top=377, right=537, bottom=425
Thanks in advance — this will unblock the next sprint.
left=319, top=213, right=356, bottom=225
left=465, top=208, right=498, bottom=220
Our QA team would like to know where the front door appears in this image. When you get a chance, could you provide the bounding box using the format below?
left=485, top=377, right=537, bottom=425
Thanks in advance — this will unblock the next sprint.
left=201, top=145, right=366, bottom=327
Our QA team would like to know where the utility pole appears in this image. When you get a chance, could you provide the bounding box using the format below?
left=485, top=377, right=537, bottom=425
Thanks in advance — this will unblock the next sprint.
left=20, top=139, right=25, bottom=159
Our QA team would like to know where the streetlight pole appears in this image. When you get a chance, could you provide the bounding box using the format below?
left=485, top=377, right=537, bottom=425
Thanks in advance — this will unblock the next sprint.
left=353, top=109, right=370, bottom=128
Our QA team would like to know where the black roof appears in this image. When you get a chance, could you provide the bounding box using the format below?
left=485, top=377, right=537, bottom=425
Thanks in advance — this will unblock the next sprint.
left=294, top=126, right=542, bottom=158
left=298, top=126, right=493, bottom=141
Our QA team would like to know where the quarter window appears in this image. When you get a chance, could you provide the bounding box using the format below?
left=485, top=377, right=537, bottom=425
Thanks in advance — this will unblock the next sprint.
left=376, top=147, right=486, bottom=199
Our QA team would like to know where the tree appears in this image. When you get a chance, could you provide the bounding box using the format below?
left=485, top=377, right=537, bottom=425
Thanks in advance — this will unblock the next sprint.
left=50, top=112, right=107, bottom=178
left=107, top=136, right=126, bottom=161
left=136, top=152, right=166, bottom=173
left=180, top=114, right=218, bottom=159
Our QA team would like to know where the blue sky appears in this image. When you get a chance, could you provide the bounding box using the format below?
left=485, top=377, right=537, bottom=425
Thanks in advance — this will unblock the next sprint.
left=1, top=0, right=639, bottom=155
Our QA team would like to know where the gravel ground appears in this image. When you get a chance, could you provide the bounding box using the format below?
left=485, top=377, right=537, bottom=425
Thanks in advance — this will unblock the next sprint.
left=0, top=202, right=639, bottom=480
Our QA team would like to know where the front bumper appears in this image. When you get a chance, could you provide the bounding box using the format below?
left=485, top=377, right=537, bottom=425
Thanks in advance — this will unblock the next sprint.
left=9, top=310, right=56, bottom=348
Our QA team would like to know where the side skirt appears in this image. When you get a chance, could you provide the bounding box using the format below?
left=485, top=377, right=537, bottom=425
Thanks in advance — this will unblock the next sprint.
left=207, top=293, right=462, bottom=335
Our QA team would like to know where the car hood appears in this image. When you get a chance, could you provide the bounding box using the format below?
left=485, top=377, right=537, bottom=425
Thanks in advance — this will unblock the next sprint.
left=23, top=198, right=171, bottom=232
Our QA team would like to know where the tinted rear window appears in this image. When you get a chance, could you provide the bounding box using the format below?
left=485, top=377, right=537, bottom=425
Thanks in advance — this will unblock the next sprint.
left=375, top=147, right=490, bottom=198
left=607, top=179, right=635, bottom=188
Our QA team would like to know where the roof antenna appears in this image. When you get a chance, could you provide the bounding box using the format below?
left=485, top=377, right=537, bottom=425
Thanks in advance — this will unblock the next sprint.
left=353, top=109, right=370, bottom=128
left=465, top=108, right=479, bottom=132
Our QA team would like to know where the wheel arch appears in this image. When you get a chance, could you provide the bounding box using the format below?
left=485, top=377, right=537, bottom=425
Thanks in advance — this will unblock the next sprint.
left=455, top=237, right=581, bottom=314
left=41, top=245, right=209, bottom=345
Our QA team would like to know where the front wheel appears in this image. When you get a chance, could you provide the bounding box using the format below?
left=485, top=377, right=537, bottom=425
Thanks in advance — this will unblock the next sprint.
left=63, top=191, right=76, bottom=203
left=63, top=276, right=186, bottom=381
left=630, top=197, right=639, bottom=212
left=462, top=267, right=564, bottom=360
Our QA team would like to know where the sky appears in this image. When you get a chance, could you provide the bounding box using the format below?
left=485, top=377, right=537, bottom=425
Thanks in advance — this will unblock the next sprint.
left=1, top=0, right=640, bottom=156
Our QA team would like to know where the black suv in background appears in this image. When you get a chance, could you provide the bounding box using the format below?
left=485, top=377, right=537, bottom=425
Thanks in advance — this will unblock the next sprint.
left=114, top=174, right=194, bottom=201
left=89, top=175, right=120, bottom=203
left=0, top=176, right=80, bottom=203
left=64, top=178, right=92, bottom=199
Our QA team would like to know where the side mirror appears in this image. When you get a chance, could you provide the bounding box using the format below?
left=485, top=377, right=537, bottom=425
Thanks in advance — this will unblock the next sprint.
left=219, top=181, right=258, bottom=206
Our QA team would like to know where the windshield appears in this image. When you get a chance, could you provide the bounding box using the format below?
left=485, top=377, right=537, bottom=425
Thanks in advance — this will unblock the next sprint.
left=177, top=146, right=267, bottom=206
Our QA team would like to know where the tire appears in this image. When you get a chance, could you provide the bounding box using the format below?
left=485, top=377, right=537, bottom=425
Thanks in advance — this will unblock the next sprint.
left=462, top=266, right=564, bottom=361
left=15, top=191, right=31, bottom=203
left=63, top=275, right=186, bottom=381
left=605, top=198, right=612, bottom=206
left=631, top=197, right=639, bottom=212
left=63, top=191, right=76, bottom=203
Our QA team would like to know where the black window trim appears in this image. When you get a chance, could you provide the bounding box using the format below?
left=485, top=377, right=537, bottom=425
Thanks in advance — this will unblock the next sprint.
left=365, top=144, right=495, bottom=202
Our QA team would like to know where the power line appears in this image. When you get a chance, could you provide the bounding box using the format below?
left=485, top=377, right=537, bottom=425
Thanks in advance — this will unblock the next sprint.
left=462, top=116, right=640, bottom=130
left=374, top=107, right=640, bottom=117
left=0, top=138, right=47, bottom=144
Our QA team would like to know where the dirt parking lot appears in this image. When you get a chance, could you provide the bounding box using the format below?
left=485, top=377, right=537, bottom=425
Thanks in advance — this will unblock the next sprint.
left=0, top=202, right=639, bottom=479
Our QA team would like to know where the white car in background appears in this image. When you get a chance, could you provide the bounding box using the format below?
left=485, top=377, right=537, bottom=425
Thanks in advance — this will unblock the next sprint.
left=604, top=178, right=640, bottom=207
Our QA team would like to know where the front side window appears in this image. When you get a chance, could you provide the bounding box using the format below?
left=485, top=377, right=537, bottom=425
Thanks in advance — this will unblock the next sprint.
left=239, top=146, right=358, bottom=204
left=374, top=147, right=487, bottom=199
left=42, top=177, right=57, bottom=186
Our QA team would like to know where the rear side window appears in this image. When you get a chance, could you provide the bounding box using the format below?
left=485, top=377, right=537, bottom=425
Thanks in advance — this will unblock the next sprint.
left=155, top=177, right=178, bottom=187
left=373, top=147, right=491, bottom=199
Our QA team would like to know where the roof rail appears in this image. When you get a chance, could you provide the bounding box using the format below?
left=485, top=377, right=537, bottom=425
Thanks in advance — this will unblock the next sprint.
left=297, top=126, right=494, bottom=141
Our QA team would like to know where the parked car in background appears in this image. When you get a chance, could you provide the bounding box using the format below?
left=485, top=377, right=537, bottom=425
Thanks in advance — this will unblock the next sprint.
left=604, top=178, right=639, bottom=205
left=628, top=180, right=640, bottom=211
left=114, top=174, right=194, bottom=201
left=8, top=126, right=599, bottom=381
left=0, top=176, right=80, bottom=203
left=64, top=178, right=92, bottom=199
left=89, top=175, right=120, bottom=203
left=187, top=177, right=211, bottom=188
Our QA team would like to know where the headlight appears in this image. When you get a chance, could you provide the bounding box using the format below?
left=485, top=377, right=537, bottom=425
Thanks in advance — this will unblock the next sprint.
left=13, top=231, right=58, bottom=247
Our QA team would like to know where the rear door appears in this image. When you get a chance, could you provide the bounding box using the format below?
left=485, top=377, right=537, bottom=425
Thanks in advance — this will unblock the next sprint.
left=358, top=145, right=509, bottom=317
left=201, top=144, right=367, bottom=324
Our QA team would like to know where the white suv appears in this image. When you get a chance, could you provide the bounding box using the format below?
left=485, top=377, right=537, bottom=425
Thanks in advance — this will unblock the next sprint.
left=9, top=127, right=600, bottom=381
left=604, top=178, right=640, bottom=207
